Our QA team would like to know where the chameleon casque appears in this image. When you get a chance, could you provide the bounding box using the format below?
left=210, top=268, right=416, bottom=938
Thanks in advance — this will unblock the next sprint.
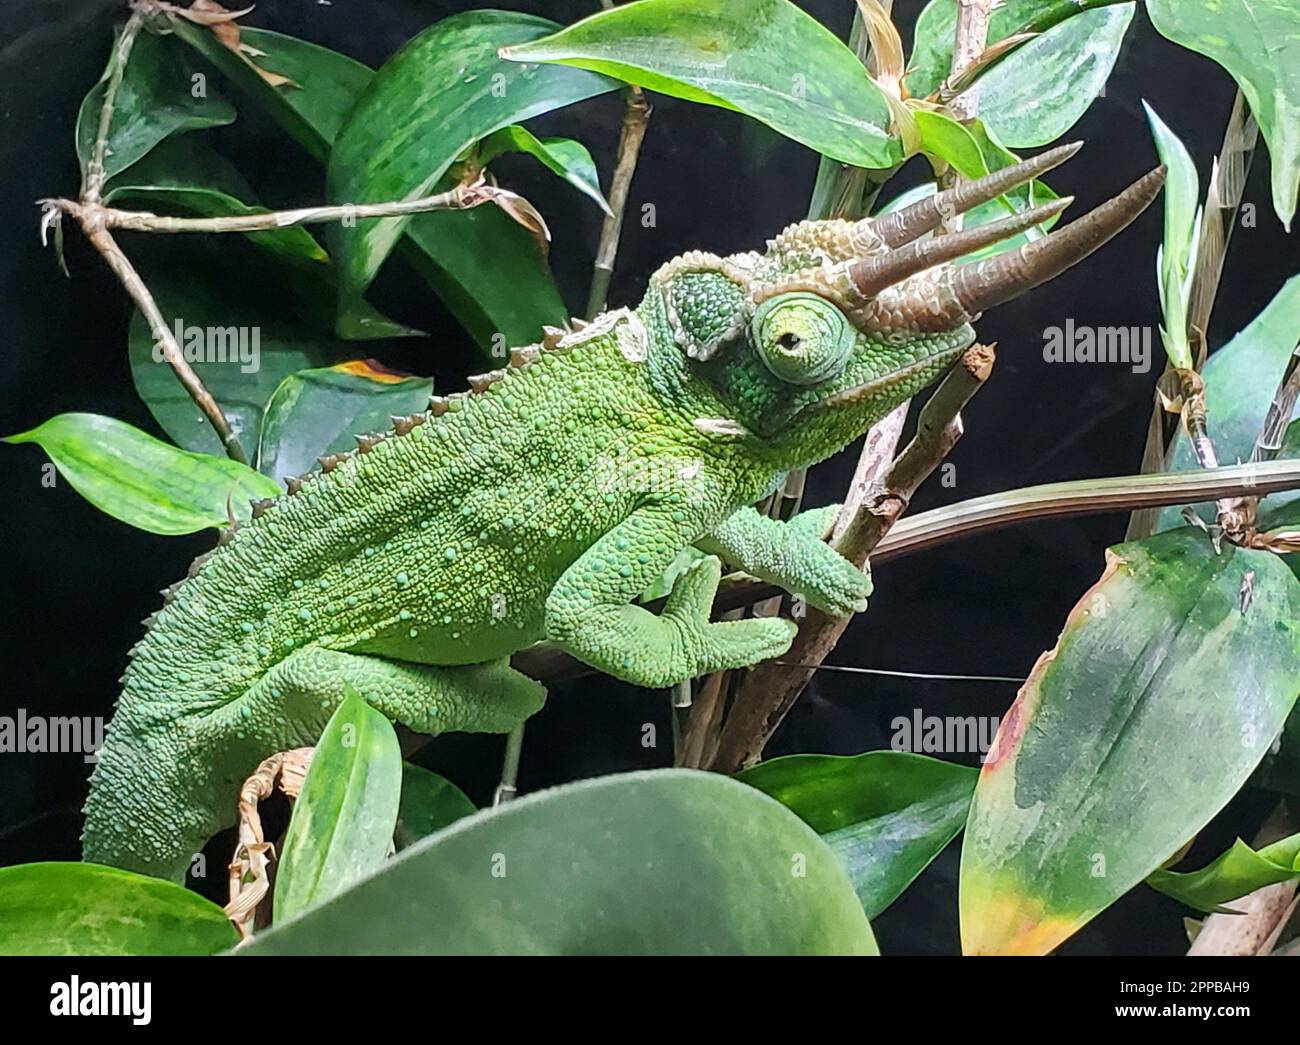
left=83, top=145, right=1164, bottom=881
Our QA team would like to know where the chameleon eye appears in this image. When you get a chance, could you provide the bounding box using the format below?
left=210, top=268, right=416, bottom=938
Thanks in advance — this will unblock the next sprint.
left=750, top=293, right=853, bottom=386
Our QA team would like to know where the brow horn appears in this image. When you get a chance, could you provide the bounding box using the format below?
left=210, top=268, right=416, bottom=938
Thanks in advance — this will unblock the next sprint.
left=945, top=165, right=1167, bottom=318
left=866, top=140, right=1082, bottom=249
left=847, top=196, right=1072, bottom=299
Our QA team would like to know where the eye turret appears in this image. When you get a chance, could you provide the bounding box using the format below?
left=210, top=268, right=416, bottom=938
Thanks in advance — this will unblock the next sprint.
left=751, top=292, right=853, bottom=386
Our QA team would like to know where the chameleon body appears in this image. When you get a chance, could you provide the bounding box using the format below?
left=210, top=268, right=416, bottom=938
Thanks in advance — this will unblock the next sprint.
left=82, top=149, right=1163, bottom=881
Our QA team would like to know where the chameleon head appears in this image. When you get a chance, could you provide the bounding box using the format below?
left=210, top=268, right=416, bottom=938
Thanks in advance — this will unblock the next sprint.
left=651, top=144, right=1165, bottom=466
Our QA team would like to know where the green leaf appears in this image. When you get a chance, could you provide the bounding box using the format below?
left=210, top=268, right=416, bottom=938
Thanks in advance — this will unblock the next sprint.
left=1145, top=103, right=1200, bottom=371
left=256, top=361, right=432, bottom=484
left=328, top=11, right=617, bottom=330
left=3, top=413, right=280, bottom=535
left=1148, top=833, right=1300, bottom=913
left=167, top=24, right=370, bottom=163
left=244, top=769, right=877, bottom=955
left=104, top=136, right=328, bottom=264
left=169, top=22, right=570, bottom=353
left=0, top=862, right=237, bottom=956
left=274, top=692, right=403, bottom=923
left=394, top=763, right=476, bottom=850
left=479, top=125, right=613, bottom=216
left=913, top=110, right=987, bottom=179
left=502, top=0, right=900, bottom=169
left=1148, top=0, right=1300, bottom=230
left=1157, top=275, right=1300, bottom=532
left=75, top=29, right=235, bottom=184
left=960, top=529, right=1300, bottom=954
left=908, top=0, right=1134, bottom=148
left=740, top=751, right=977, bottom=918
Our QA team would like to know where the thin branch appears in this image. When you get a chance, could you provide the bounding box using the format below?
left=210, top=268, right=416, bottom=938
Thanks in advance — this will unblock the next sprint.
left=65, top=2, right=248, bottom=461
left=586, top=85, right=650, bottom=319
left=45, top=180, right=496, bottom=235
left=709, top=344, right=996, bottom=773
left=492, top=724, right=526, bottom=805
left=82, top=5, right=148, bottom=205
left=75, top=213, right=249, bottom=463
left=586, top=0, right=651, bottom=319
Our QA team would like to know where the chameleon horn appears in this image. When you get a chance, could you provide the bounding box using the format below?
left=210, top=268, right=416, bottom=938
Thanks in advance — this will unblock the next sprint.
left=866, top=141, right=1082, bottom=249
left=846, top=196, right=1072, bottom=300
left=947, top=165, right=1167, bottom=317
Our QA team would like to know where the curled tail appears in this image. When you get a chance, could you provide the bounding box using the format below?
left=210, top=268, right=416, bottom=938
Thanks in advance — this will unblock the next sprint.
left=83, top=651, right=546, bottom=882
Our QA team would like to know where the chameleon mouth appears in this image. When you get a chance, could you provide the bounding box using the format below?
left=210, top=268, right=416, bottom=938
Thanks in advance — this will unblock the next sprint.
left=808, top=346, right=967, bottom=412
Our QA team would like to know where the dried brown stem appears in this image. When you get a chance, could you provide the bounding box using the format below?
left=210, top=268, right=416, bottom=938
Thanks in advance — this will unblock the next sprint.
left=47, top=180, right=495, bottom=235
left=82, top=6, right=148, bottom=205
left=80, top=217, right=249, bottom=463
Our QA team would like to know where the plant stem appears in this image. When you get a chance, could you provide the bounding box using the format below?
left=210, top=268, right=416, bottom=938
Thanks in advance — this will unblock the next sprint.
left=77, top=214, right=249, bottom=463
left=586, top=85, right=650, bottom=318
left=46, top=181, right=492, bottom=234
left=493, top=724, right=526, bottom=805
left=81, top=5, right=147, bottom=206
left=66, top=1, right=246, bottom=461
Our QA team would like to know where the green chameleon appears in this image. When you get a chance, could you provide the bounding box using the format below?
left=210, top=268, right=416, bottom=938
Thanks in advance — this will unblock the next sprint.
left=83, top=146, right=1164, bottom=881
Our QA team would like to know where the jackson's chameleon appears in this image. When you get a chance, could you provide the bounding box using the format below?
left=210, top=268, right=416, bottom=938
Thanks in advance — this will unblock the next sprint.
left=82, top=147, right=1164, bottom=880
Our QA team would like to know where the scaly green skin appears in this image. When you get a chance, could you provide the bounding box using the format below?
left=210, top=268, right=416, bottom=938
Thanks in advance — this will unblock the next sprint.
left=83, top=229, right=972, bottom=881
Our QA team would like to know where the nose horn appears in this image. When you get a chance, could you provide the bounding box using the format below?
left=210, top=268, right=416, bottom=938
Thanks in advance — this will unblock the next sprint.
left=946, top=164, right=1167, bottom=317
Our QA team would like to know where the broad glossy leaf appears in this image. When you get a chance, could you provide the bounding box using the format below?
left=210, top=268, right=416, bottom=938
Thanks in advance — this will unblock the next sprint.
left=1148, top=832, right=1300, bottom=913
left=244, top=770, right=877, bottom=955
left=961, top=529, right=1300, bottom=954
left=503, top=0, right=900, bottom=169
left=256, top=361, right=432, bottom=483
left=908, top=0, right=1134, bottom=148
left=274, top=693, right=403, bottom=922
left=740, top=751, right=976, bottom=918
left=328, top=11, right=616, bottom=326
left=394, top=763, right=476, bottom=850
left=3, top=413, right=280, bottom=535
left=480, top=125, right=613, bottom=216
left=1157, top=275, right=1300, bottom=531
left=75, top=29, right=235, bottom=184
left=104, top=136, right=327, bottom=264
left=170, top=22, right=569, bottom=352
left=1149, top=0, right=1300, bottom=230
left=1145, top=103, right=1200, bottom=371
left=0, top=862, right=237, bottom=956
left=168, top=23, right=370, bottom=162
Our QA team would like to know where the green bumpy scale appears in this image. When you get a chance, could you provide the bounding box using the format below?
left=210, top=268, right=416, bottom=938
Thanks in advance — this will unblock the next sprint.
left=83, top=233, right=974, bottom=881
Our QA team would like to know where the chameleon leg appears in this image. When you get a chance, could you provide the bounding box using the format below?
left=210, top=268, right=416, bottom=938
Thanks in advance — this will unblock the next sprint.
left=545, top=506, right=797, bottom=689
left=82, top=650, right=543, bottom=882
left=696, top=504, right=872, bottom=617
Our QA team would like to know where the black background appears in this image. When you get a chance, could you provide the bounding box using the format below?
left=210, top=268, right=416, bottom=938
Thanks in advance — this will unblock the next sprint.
left=0, top=0, right=1295, bottom=955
